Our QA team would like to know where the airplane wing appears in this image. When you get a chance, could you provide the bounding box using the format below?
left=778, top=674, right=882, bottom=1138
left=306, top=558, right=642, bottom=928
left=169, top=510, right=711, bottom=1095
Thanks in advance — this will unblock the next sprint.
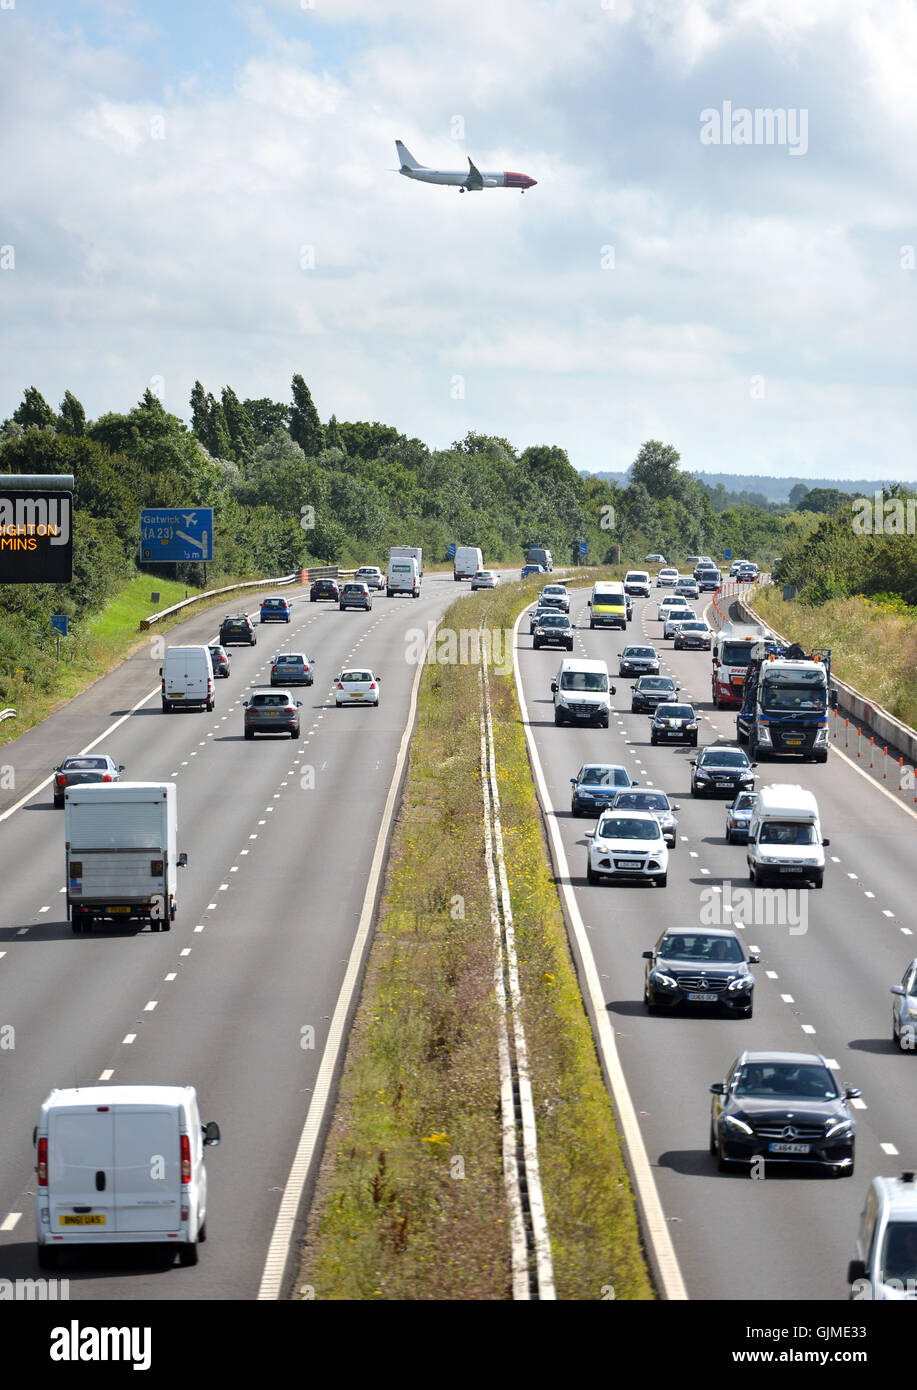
left=465, top=157, right=484, bottom=191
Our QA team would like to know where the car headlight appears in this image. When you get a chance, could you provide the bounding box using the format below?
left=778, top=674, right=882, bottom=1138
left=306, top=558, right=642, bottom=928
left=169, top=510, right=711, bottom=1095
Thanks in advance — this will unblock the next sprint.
left=825, top=1120, right=854, bottom=1140
left=727, top=975, right=753, bottom=991
left=696, top=770, right=711, bottom=780
left=756, top=726, right=772, bottom=745
left=651, top=971, right=678, bottom=990
left=723, top=1115, right=753, bottom=1136
left=686, top=722, right=697, bottom=730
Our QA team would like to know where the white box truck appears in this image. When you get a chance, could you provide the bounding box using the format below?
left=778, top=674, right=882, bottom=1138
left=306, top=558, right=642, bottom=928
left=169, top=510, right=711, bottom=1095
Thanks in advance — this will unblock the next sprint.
left=389, top=545, right=423, bottom=575
left=34, top=1084, right=220, bottom=1269
left=65, top=782, right=187, bottom=932
left=746, top=784, right=829, bottom=889
left=454, top=546, right=483, bottom=580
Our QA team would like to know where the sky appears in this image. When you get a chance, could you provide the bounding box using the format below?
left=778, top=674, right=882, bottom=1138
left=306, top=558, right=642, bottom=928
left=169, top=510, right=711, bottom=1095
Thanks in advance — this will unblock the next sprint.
left=1, top=0, right=915, bottom=479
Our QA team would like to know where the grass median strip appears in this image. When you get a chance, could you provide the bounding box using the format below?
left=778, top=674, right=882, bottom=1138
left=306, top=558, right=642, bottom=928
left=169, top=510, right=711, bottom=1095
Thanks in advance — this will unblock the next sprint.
left=298, top=575, right=653, bottom=1299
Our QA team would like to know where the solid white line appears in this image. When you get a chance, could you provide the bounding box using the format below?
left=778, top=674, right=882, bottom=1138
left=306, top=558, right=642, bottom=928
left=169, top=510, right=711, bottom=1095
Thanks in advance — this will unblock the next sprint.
left=511, top=607, right=687, bottom=1301
left=256, top=617, right=438, bottom=1301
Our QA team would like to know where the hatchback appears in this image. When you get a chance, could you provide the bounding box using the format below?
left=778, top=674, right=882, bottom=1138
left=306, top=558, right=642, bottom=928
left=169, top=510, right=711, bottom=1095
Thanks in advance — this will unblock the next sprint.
left=260, top=596, right=292, bottom=623
left=355, top=566, right=385, bottom=590
left=310, top=578, right=340, bottom=602
left=651, top=702, right=698, bottom=746
left=471, top=571, right=498, bottom=590
left=219, top=614, right=257, bottom=646
left=586, top=810, right=668, bottom=887
left=691, top=746, right=757, bottom=797
left=570, top=763, right=638, bottom=817
left=610, top=788, right=679, bottom=846
left=270, top=653, right=314, bottom=687
left=335, top=669, right=382, bottom=706
left=207, top=644, right=232, bottom=678
left=243, top=689, right=302, bottom=739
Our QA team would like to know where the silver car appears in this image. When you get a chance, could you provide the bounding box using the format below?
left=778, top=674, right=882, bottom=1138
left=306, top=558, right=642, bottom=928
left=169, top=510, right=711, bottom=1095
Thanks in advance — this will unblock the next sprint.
left=664, top=609, right=697, bottom=639
left=890, top=960, right=917, bottom=1052
left=725, top=791, right=758, bottom=844
left=471, top=570, right=498, bottom=590
left=675, top=577, right=699, bottom=599
left=610, top=787, right=679, bottom=847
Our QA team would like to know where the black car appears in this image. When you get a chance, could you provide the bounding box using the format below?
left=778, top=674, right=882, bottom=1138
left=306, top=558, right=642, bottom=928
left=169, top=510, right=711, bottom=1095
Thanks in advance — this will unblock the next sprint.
left=696, top=568, right=722, bottom=592
left=644, top=928, right=757, bottom=1016
left=618, top=646, right=660, bottom=677
left=53, top=755, right=125, bottom=809
left=529, top=605, right=556, bottom=635
left=533, top=613, right=574, bottom=650
left=208, top=644, right=231, bottom=678
left=310, top=578, right=340, bottom=603
left=651, top=702, right=698, bottom=746
left=219, top=614, right=257, bottom=646
left=631, top=676, right=679, bottom=713
left=691, top=745, right=756, bottom=797
left=709, top=1051, right=859, bottom=1174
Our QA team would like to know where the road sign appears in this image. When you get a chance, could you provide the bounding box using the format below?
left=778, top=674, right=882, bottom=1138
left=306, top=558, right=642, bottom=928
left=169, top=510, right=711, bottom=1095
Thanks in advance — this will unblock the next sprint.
left=446, top=542, right=457, bottom=559
left=140, top=508, right=213, bottom=563
left=0, top=490, right=72, bottom=583
left=50, top=615, right=68, bottom=636
left=579, top=541, right=587, bottom=557
left=724, top=548, right=732, bottom=561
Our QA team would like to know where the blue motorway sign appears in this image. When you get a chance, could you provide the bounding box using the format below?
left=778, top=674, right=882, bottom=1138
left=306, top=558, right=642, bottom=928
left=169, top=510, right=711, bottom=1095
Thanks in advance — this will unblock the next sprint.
left=50, top=614, right=68, bottom=636
left=446, top=542, right=457, bottom=558
left=724, top=547, right=732, bottom=561
left=579, top=541, right=588, bottom=557
left=140, top=508, right=213, bottom=563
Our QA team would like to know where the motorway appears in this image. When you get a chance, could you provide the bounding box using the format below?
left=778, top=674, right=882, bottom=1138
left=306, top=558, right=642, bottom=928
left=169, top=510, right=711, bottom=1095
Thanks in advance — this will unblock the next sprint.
left=0, top=572, right=471, bottom=1299
left=515, top=590, right=916, bottom=1301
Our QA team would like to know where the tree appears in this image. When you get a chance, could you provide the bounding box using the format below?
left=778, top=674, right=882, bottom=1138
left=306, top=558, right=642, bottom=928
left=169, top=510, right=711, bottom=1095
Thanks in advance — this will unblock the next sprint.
left=244, top=397, right=290, bottom=444
left=221, top=386, right=254, bottom=469
left=788, top=483, right=810, bottom=508
left=58, top=390, right=86, bottom=437
left=12, top=387, right=56, bottom=431
left=190, top=381, right=210, bottom=441
left=289, top=374, right=324, bottom=456
left=799, top=487, right=846, bottom=515
left=207, top=394, right=233, bottom=461
left=337, top=420, right=401, bottom=460
left=325, top=414, right=343, bottom=451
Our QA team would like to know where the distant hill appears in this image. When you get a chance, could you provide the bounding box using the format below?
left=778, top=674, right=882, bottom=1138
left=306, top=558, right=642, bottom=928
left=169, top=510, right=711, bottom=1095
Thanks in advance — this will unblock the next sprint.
left=581, top=470, right=915, bottom=502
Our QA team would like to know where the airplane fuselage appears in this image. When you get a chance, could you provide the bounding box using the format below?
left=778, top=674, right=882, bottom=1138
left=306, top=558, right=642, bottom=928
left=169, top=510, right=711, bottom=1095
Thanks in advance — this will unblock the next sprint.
left=399, top=166, right=535, bottom=190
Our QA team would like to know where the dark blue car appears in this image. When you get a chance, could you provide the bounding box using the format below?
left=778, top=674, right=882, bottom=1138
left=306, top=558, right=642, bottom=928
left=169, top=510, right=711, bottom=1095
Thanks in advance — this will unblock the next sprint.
left=260, top=597, right=292, bottom=623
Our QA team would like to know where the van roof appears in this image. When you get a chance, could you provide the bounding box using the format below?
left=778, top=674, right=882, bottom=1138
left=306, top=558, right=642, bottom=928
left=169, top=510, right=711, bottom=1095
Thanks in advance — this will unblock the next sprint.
left=42, top=1084, right=196, bottom=1112
left=754, top=785, right=819, bottom=816
left=65, top=781, right=176, bottom=796
left=870, top=1173, right=917, bottom=1218
left=559, top=658, right=609, bottom=673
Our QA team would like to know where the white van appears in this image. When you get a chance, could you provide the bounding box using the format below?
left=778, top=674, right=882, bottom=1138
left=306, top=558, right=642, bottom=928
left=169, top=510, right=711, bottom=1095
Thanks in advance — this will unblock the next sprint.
left=746, top=784, right=829, bottom=888
left=454, top=546, right=483, bottom=581
left=161, top=645, right=215, bottom=712
left=387, top=555, right=420, bottom=597
left=849, top=1171, right=917, bottom=1300
left=34, top=1084, right=220, bottom=1269
left=551, top=658, right=615, bottom=727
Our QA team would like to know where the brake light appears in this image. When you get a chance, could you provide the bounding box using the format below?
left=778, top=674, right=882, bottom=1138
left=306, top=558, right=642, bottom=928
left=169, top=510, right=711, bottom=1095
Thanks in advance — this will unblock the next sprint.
left=369, top=682, right=377, bottom=690
left=337, top=682, right=344, bottom=690
left=37, top=1137, right=47, bottom=1185
left=102, top=774, right=112, bottom=782
left=180, top=1133, right=191, bottom=1183
left=56, top=774, right=66, bottom=787
left=161, top=678, right=165, bottom=693
left=272, top=665, right=278, bottom=673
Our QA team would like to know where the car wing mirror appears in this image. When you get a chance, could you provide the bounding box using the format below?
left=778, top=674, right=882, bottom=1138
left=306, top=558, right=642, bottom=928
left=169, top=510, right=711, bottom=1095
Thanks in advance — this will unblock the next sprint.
left=550, top=681, right=557, bottom=693
left=890, top=985, right=906, bottom=996
left=642, top=950, right=653, bottom=960
left=203, top=1121, right=221, bottom=1146
left=178, top=852, right=188, bottom=868
left=822, top=837, right=830, bottom=846
left=748, top=952, right=761, bottom=964
left=709, top=1082, right=726, bottom=1095
left=119, top=765, right=125, bottom=773
left=844, top=1087, right=861, bottom=1100
left=847, top=1259, right=867, bottom=1284
left=830, top=690, right=839, bottom=709
left=672, top=803, right=680, bottom=811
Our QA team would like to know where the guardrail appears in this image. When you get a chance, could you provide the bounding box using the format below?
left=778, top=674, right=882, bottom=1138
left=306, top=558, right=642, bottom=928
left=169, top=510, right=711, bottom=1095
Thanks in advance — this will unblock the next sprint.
left=0, top=709, right=17, bottom=723
left=139, top=566, right=357, bottom=630
left=732, top=584, right=917, bottom=771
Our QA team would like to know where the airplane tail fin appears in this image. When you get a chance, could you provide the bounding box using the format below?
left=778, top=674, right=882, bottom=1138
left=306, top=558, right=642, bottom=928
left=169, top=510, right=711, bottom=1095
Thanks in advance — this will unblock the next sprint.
left=395, top=139, right=422, bottom=170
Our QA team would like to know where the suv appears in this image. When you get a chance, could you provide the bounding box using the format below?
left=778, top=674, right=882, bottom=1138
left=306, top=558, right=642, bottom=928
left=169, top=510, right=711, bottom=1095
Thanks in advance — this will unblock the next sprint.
left=270, top=653, right=314, bottom=686
left=208, top=644, right=231, bottom=678
left=243, top=689, right=302, bottom=739
left=695, top=567, right=722, bottom=592
left=260, top=596, right=292, bottom=623
left=219, top=614, right=257, bottom=646
left=539, top=584, right=570, bottom=612
left=533, top=613, right=574, bottom=650
left=310, top=578, right=340, bottom=603
left=849, top=1170, right=917, bottom=1299
left=339, top=582, right=372, bottom=611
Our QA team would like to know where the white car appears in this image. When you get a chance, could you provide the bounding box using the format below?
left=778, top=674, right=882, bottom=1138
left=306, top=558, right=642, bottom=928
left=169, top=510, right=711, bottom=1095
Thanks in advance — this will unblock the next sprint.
left=471, top=570, right=499, bottom=590
left=586, top=810, right=669, bottom=887
left=664, top=608, right=697, bottom=639
left=657, top=595, right=688, bottom=621
left=655, top=568, right=680, bottom=588
left=539, top=583, right=570, bottom=612
left=355, top=566, right=385, bottom=590
left=334, top=668, right=382, bottom=706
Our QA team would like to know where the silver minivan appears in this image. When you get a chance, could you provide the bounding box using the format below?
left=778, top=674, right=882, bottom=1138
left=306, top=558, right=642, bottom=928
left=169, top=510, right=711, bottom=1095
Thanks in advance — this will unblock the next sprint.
left=35, top=1084, right=220, bottom=1268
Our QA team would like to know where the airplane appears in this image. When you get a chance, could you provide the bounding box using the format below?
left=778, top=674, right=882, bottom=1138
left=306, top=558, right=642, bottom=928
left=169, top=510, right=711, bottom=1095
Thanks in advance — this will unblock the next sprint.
left=394, top=140, right=536, bottom=193
left=180, top=512, right=198, bottom=527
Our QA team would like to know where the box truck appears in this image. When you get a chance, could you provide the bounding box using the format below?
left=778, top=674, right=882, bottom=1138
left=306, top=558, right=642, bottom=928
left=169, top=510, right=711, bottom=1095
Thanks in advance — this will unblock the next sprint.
left=34, top=1084, right=220, bottom=1268
left=389, top=545, right=423, bottom=575
left=65, top=782, right=187, bottom=932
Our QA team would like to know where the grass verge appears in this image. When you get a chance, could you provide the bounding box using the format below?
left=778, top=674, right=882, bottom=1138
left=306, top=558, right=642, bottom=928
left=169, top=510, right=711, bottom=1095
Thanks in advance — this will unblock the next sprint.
left=298, top=571, right=654, bottom=1299
left=0, top=571, right=277, bottom=747
left=750, top=586, right=917, bottom=728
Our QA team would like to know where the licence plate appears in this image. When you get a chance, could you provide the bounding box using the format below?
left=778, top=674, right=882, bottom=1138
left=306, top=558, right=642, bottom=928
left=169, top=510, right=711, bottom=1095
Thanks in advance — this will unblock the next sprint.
left=687, top=992, right=718, bottom=1002
left=265, top=710, right=281, bottom=716
left=617, top=860, right=641, bottom=869
left=106, top=906, right=131, bottom=914
left=768, top=1142, right=810, bottom=1154
left=350, top=692, right=365, bottom=698
left=784, top=738, right=803, bottom=746
left=59, top=1214, right=105, bottom=1226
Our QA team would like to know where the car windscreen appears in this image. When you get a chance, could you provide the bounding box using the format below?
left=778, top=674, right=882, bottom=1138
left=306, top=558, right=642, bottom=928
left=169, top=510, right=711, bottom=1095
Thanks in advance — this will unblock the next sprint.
left=624, top=648, right=655, bottom=658
left=342, top=672, right=371, bottom=683
left=720, top=643, right=755, bottom=666
left=659, top=933, right=743, bottom=963
left=680, top=623, right=707, bottom=632
left=638, top=678, right=674, bottom=691
left=733, top=1063, right=837, bottom=1099
left=251, top=695, right=291, bottom=707
left=763, top=682, right=827, bottom=711
left=879, top=1224, right=917, bottom=1284
left=700, top=750, right=748, bottom=767
left=62, top=757, right=109, bottom=770
left=539, top=615, right=569, bottom=627
left=560, top=672, right=608, bottom=691
left=614, top=792, right=668, bottom=811
left=656, top=705, right=694, bottom=719
left=579, top=766, right=628, bottom=786
left=759, top=821, right=817, bottom=845
left=596, top=816, right=661, bottom=840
